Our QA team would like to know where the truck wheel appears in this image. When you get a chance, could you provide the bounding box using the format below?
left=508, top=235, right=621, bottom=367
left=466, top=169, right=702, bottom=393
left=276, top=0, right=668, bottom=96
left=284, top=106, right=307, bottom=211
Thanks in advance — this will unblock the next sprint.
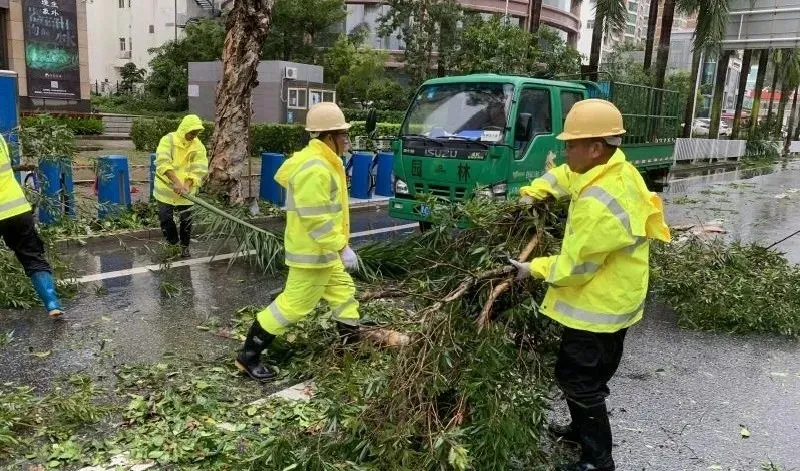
left=419, top=221, right=433, bottom=233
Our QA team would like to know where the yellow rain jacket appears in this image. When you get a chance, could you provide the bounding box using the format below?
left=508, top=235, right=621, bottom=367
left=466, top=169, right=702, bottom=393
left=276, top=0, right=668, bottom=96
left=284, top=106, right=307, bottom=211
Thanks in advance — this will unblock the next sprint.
left=154, top=115, right=208, bottom=206
left=0, top=134, right=32, bottom=222
left=275, top=139, right=350, bottom=269
left=520, top=149, right=671, bottom=333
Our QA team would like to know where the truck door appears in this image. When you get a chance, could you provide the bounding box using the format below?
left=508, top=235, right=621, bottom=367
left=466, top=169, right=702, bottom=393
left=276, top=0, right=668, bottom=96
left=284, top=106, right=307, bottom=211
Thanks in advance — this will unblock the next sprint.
left=509, top=87, right=556, bottom=193
left=555, top=90, right=585, bottom=165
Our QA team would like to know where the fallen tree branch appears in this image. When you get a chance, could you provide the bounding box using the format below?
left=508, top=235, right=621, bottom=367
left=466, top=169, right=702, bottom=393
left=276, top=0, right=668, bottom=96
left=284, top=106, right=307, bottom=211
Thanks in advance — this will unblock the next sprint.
left=476, top=234, right=541, bottom=331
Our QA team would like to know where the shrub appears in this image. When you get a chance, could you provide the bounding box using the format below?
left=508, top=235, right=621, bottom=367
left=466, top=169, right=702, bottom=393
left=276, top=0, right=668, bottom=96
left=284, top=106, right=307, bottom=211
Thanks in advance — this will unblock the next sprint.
left=343, top=108, right=405, bottom=124
left=21, top=114, right=104, bottom=136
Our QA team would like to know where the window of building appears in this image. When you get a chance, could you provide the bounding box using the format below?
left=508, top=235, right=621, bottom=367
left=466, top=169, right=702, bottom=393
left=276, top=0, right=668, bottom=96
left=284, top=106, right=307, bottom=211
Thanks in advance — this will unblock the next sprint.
left=309, top=89, right=337, bottom=106
left=288, top=88, right=308, bottom=109
left=119, top=38, right=126, bottom=51
left=587, top=20, right=594, bottom=29
left=514, top=88, right=552, bottom=158
left=625, top=25, right=635, bottom=35
left=118, top=0, right=125, bottom=8
left=149, top=25, right=155, bottom=34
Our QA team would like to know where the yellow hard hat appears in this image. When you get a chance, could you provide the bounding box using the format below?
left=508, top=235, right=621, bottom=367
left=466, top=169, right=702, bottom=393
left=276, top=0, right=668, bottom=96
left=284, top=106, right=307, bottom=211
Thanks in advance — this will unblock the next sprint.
left=305, top=102, right=351, bottom=133
left=557, top=99, right=625, bottom=143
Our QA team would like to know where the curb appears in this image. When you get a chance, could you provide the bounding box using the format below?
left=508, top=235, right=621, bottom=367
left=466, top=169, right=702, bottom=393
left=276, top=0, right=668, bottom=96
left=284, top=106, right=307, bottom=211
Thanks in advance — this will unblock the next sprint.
left=53, top=199, right=390, bottom=250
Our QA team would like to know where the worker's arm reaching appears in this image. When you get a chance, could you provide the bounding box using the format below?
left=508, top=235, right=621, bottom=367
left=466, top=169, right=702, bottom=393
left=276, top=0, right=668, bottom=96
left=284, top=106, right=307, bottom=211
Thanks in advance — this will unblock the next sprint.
left=519, top=164, right=572, bottom=203
left=186, top=146, right=209, bottom=191
left=289, top=166, right=348, bottom=254
left=154, top=134, right=189, bottom=195
left=512, top=194, right=637, bottom=286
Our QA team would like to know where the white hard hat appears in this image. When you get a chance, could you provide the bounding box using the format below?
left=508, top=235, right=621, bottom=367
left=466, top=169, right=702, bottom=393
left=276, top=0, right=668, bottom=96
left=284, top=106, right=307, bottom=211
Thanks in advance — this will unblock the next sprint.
left=305, top=102, right=351, bottom=133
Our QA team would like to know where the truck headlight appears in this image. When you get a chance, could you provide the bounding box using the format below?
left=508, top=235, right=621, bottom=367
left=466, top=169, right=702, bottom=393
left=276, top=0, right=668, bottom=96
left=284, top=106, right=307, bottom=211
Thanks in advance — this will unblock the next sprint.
left=395, top=178, right=409, bottom=195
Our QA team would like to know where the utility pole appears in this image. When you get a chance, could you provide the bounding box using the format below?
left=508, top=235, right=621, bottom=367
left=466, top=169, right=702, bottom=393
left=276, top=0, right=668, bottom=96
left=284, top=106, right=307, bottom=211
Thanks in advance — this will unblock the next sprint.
left=174, top=0, right=178, bottom=41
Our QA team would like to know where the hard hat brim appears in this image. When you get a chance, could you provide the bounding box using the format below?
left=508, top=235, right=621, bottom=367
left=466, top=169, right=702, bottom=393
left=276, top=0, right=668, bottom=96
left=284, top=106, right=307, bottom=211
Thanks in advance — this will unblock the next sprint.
left=305, top=122, right=352, bottom=133
left=556, top=129, right=626, bottom=141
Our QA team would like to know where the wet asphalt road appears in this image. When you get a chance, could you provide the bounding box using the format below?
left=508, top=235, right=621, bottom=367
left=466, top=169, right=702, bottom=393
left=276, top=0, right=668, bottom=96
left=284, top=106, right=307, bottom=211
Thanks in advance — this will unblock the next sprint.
left=2, top=162, right=800, bottom=469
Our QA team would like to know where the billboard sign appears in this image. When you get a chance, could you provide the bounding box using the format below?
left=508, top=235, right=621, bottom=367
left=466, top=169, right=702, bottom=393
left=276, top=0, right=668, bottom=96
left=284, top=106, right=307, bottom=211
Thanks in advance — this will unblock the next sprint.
left=22, top=0, right=80, bottom=99
left=723, top=0, right=800, bottom=50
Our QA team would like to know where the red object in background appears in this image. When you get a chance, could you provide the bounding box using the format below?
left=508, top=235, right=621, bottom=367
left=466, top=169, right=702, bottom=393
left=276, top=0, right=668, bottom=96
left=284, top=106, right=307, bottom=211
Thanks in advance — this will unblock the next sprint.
left=747, top=89, right=783, bottom=101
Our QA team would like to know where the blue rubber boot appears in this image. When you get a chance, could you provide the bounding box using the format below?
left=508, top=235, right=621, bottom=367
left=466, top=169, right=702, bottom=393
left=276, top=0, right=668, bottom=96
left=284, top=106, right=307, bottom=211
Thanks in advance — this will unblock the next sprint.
left=29, top=271, right=64, bottom=317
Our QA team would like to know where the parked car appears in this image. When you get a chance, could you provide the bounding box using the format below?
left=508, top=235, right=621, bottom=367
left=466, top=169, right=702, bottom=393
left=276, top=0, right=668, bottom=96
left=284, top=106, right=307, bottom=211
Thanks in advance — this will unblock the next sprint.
left=692, top=118, right=731, bottom=137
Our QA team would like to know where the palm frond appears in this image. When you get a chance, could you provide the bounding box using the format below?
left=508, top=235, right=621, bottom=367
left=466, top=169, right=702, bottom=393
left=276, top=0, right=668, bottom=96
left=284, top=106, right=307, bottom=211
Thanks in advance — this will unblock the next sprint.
left=690, top=0, right=730, bottom=54
left=594, top=0, right=627, bottom=35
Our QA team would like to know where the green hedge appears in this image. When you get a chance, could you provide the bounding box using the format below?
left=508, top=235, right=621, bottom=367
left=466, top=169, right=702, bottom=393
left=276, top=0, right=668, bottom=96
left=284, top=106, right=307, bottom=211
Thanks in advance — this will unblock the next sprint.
left=342, top=108, right=405, bottom=124
left=21, top=115, right=104, bottom=135
left=131, top=118, right=402, bottom=155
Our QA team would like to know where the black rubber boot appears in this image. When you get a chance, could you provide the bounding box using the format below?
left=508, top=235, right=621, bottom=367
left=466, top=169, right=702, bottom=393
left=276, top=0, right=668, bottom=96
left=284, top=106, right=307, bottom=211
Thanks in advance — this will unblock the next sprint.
left=549, top=399, right=583, bottom=446
left=336, top=321, right=361, bottom=345
left=557, top=402, right=615, bottom=471
left=235, top=320, right=277, bottom=381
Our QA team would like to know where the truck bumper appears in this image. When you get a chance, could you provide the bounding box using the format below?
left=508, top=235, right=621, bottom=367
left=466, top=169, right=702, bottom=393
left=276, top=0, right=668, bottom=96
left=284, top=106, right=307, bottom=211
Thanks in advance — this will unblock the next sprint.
left=388, top=197, right=428, bottom=222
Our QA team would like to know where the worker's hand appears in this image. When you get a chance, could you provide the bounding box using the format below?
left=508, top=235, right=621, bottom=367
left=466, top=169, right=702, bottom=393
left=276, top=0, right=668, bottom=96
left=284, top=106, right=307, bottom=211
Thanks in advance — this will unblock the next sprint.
left=340, top=245, right=359, bottom=272
left=172, top=181, right=190, bottom=196
left=509, top=259, right=531, bottom=281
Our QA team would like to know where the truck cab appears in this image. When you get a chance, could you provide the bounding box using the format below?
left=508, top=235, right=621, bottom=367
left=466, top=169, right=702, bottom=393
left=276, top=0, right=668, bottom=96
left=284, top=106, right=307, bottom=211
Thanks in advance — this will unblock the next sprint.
left=388, top=74, right=679, bottom=225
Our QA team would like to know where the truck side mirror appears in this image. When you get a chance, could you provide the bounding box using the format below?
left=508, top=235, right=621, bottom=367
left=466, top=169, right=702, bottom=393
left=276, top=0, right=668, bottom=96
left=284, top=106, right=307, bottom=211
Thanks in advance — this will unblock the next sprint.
left=365, top=108, right=378, bottom=136
left=515, top=113, right=533, bottom=142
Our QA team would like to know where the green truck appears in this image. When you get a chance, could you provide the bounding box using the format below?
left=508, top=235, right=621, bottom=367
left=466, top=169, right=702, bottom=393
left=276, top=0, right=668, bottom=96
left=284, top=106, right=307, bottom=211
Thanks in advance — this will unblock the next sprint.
left=386, top=74, right=680, bottom=227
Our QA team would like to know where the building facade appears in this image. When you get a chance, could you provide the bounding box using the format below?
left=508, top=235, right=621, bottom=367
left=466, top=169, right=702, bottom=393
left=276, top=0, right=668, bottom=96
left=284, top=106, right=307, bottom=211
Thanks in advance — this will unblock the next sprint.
left=1, top=0, right=91, bottom=111
left=86, top=0, right=223, bottom=91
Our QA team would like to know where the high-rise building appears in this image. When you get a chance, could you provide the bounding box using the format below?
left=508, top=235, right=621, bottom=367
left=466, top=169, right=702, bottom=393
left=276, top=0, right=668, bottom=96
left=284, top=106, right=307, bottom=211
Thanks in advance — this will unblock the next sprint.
left=86, top=0, right=224, bottom=90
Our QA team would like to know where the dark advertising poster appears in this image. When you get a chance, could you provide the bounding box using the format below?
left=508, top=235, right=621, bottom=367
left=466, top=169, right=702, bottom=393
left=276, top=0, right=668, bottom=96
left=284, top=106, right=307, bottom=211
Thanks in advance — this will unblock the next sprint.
left=22, top=0, right=80, bottom=99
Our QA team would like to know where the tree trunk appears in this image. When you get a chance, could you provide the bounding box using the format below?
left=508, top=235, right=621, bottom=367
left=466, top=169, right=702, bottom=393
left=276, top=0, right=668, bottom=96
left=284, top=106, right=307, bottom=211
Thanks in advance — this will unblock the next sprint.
left=731, top=49, right=752, bottom=139
left=643, top=0, right=660, bottom=72
left=528, top=0, right=542, bottom=34
left=206, top=0, right=274, bottom=204
left=783, top=87, right=798, bottom=155
left=767, top=55, right=780, bottom=122
left=777, top=75, right=793, bottom=130
left=652, top=0, right=675, bottom=90
left=682, top=47, right=702, bottom=138
left=709, top=51, right=731, bottom=139
left=750, top=49, right=770, bottom=131
left=588, top=13, right=604, bottom=80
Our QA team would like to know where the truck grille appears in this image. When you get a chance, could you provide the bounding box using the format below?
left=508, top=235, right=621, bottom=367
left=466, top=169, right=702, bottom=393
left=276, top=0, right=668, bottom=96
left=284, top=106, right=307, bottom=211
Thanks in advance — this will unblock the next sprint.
left=414, top=183, right=467, bottom=200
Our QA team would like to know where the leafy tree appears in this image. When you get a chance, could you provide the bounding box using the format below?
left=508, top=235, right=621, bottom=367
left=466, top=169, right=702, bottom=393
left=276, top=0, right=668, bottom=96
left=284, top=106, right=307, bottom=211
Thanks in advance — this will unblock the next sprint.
left=146, top=18, right=225, bottom=110
left=451, top=16, right=581, bottom=77
left=261, top=0, right=346, bottom=62
left=366, top=79, right=411, bottom=110
left=377, top=0, right=463, bottom=87
left=118, top=62, right=146, bottom=94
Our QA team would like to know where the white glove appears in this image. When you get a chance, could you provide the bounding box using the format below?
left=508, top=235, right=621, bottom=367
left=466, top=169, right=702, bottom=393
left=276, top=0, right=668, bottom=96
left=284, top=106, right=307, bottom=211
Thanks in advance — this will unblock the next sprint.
left=509, top=259, right=531, bottom=281
left=520, top=195, right=534, bottom=205
left=340, top=245, right=359, bottom=271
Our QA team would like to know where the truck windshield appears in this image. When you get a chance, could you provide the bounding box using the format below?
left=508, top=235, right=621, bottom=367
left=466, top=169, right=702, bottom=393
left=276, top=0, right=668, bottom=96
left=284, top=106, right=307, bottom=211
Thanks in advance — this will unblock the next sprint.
left=401, top=82, right=514, bottom=143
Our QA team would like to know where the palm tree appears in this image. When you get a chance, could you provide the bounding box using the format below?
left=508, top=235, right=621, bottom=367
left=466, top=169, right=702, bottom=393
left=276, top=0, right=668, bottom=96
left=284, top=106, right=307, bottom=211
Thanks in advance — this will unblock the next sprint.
left=652, top=0, right=676, bottom=89
left=528, top=0, right=543, bottom=33
left=709, top=50, right=732, bottom=138
left=588, top=0, right=627, bottom=78
left=783, top=86, right=798, bottom=154
left=679, top=0, right=730, bottom=137
left=766, top=50, right=784, bottom=123
left=777, top=50, right=800, bottom=134
left=643, top=0, right=660, bottom=72
left=750, top=49, right=770, bottom=131
left=730, top=49, right=752, bottom=139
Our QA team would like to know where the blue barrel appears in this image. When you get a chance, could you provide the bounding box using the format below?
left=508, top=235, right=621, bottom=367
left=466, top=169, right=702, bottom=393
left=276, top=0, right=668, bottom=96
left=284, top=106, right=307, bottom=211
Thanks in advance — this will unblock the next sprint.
left=97, top=155, right=131, bottom=219
left=149, top=153, right=156, bottom=200
left=259, top=152, right=286, bottom=206
left=349, top=152, right=373, bottom=199
left=38, top=158, right=75, bottom=224
left=374, top=152, right=394, bottom=197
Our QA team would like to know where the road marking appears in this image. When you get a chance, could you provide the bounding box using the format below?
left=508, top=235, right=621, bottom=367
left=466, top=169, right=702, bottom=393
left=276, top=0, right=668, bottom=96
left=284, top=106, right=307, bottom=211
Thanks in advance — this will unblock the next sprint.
left=71, top=223, right=420, bottom=284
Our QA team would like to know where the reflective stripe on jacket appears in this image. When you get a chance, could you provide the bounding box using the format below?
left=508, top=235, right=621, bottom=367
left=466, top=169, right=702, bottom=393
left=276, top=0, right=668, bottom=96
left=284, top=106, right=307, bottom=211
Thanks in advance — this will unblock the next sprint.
left=153, top=115, right=208, bottom=206
left=0, top=134, right=32, bottom=221
left=522, top=150, right=671, bottom=333
left=275, top=139, right=349, bottom=269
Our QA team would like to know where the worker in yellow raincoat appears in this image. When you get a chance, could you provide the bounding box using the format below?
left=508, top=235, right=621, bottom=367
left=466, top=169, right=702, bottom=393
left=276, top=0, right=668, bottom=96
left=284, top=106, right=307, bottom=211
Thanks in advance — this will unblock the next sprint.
left=236, top=102, right=360, bottom=381
left=511, top=99, right=671, bottom=471
left=0, top=134, right=64, bottom=317
left=153, top=115, right=208, bottom=258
